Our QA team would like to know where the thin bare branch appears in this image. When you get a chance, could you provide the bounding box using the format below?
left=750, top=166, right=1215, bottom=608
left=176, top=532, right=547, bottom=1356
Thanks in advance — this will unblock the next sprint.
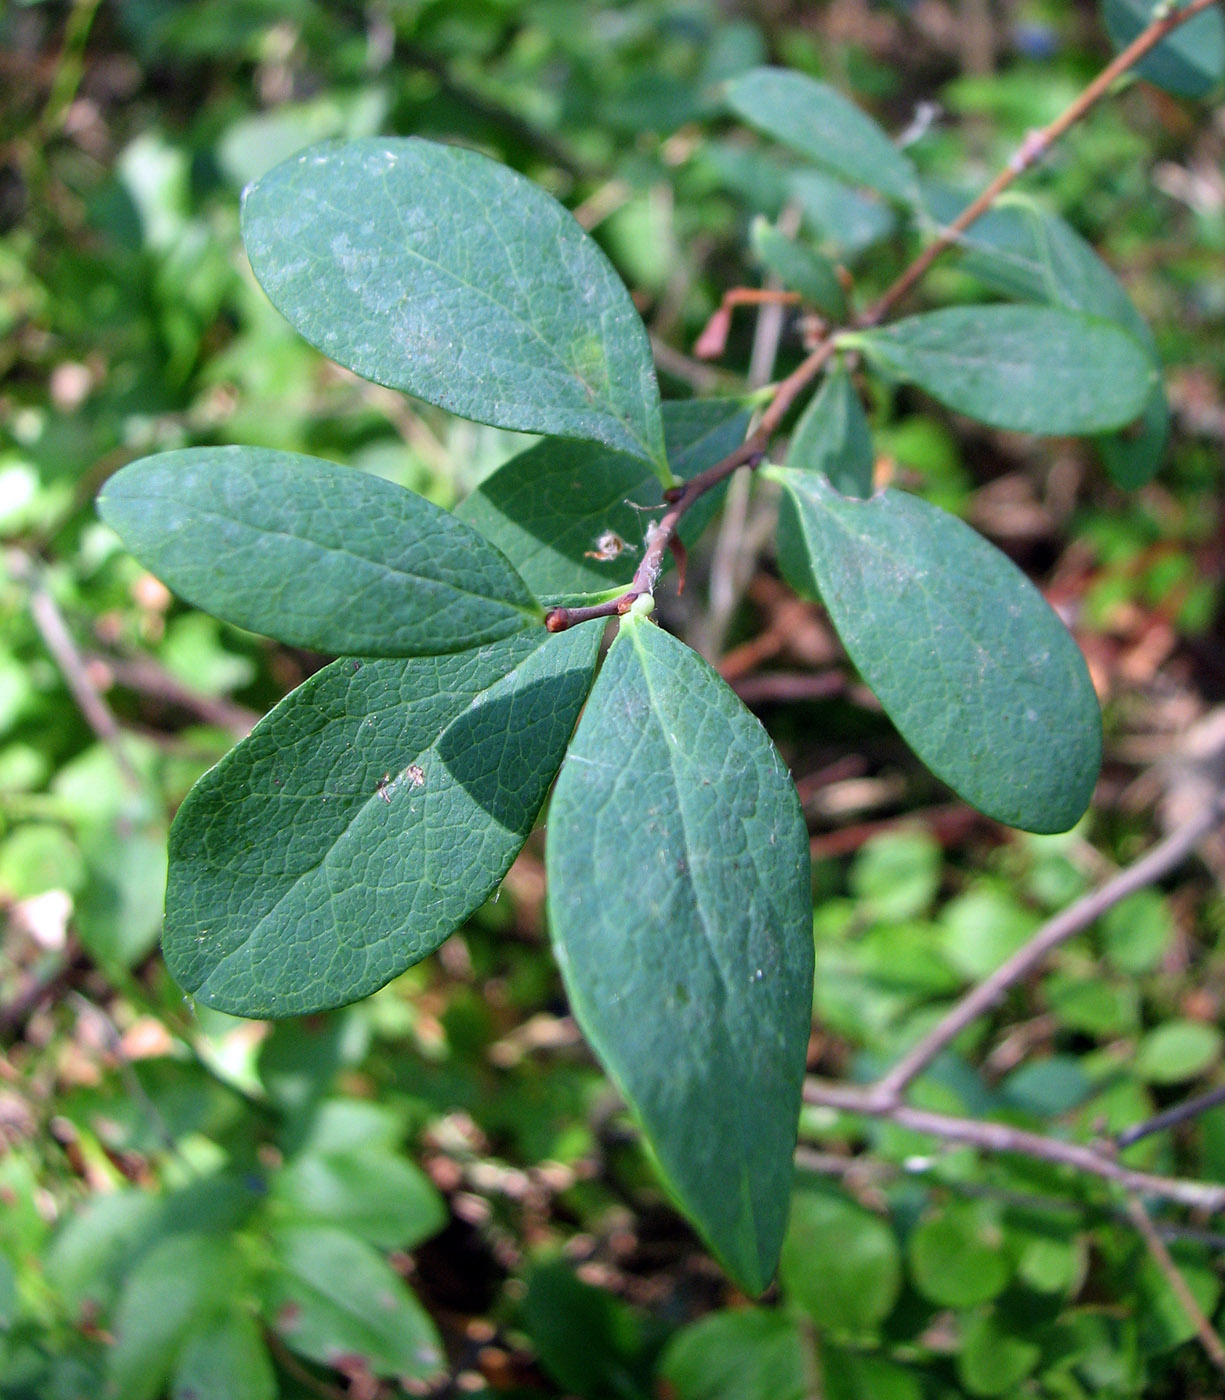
left=1124, top=1191, right=1225, bottom=1375
left=869, top=790, right=1225, bottom=1107
left=1118, top=1084, right=1225, bottom=1151
left=803, top=1079, right=1225, bottom=1213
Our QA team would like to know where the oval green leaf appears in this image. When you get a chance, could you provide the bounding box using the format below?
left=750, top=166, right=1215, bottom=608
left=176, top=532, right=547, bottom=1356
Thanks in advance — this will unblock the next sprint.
left=546, top=616, right=813, bottom=1294
left=271, top=1148, right=447, bottom=1251
left=99, top=447, right=541, bottom=656
left=780, top=1183, right=902, bottom=1334
left=1103, top=0, right=1225, bottom=97
left=847, top=305, right=1154, bottom=436
left=750, top=216, right=846, bottom=319
left=726, top=67, right=916, bottom=204
left=786, top=362, right=874, bottom=498
left=773, top=469, right=1101, bottom=832
left=241, top=138, right=667, bottom=474
left=456, top=398, right=750, bottom=601
left=172, top=1311, right=276, bottom=1400
left=164, top=623, right=602, bottom=1017
left=265, top=1225, right=443, bottom=1381
left=919, top=188, right=1169, bottom=485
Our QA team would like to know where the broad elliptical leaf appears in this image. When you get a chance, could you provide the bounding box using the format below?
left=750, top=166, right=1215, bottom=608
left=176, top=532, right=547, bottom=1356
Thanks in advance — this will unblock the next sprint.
left=772, top=468, right=1102, bottom=833
left=241, top=138, right=670, bottom=478
left=546, top=614, right=814, bottom=1293
left=100, top=447, right=542, bottom=656
left=164, top=623, right=602, bottom=1017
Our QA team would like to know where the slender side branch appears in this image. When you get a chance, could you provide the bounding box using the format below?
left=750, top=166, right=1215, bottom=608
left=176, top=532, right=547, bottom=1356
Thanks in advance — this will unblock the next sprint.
left=1118, top=1084, right=1225, bottom=1151
left=548, top=0, right=1221, bottom=636
left=1124, top=1192, right=1225, bottom=1375
left=545, top=340, right=838, bottom=632
left=869, top=790, right=1225, bottom=1107
left=802, top=1079, right=1225, bottom=1214
left=23, top=563, right=143, bottom=792
left=859, top=0, right=1225, bottom=328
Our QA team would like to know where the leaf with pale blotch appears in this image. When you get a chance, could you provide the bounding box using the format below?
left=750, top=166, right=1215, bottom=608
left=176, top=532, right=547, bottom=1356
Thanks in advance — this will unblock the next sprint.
left=786, top=363, right=873, bottom=498
left=772, top=468, right=1101, bottom=832
left=726, top=67, right=916, bottom=204
left=546, top=616, right=813, bottom=1294
left=1103, top=0, right=1224, bottom=97
left=457, top=399, right=750, bottom=601
left=164, top=623, right=601, bottom=1017
left=99, top=448, right=541, bottom=655
left=750, top=217, right=845, bottom=319
left=845, top=305, right=1154, bottom=437
left=242, top=138, right=667, bottom=475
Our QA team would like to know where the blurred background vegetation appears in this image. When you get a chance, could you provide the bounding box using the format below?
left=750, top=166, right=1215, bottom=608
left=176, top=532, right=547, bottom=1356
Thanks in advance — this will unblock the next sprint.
left=2, top=0, right=1225, bottom=1396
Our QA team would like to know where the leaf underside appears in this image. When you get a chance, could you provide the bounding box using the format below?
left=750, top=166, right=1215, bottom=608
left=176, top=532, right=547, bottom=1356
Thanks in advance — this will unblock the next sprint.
left=164, top=623, right=602, bottom=1017
left=241, top=137, right=667, bottom=473
left=774, top=469, right=1101, bottom=833
left=99, top=446, right=540, bottom=656
left=546, top=617, right=814, bottom=1294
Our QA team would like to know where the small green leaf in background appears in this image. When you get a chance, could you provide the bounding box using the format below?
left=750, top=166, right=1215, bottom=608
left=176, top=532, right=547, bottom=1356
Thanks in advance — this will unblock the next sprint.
left=780, top=1183, right=902, bottom=1335
left=750, top=217, right=846, bottom=319
left=772, top=469, right=1102, bottom=832
left=265, top=1224, right=444, bottom=1381
left=786, top=362, right=874, bottom=498
left=821, top=1348, right=922, bottom=1400
left=940, top=885, right=1039, bottom=981
left=908, top=1202, right=1012, bottom=1308
left=546, top=615, right=813, bottom=1294
left=1102, top=0, right=1225, bottom=97
left=658, top=1310, right=806, bottom=1400
left=1100, top=889, right=1173, bottom=973
left=957, top=1308, right=1042, bottom=1397
left=108, top=1233, right=243, bottom=1400
left=100, top=448, right=541, bottom=657
left=271, top=1148, right=446, bottom=1250
left=171, top=1310, right=275, bottom=1400
left=849, top=830, right=942, bottom=923
left=789, top=168, right=897, bottom=261
left=164, top=622, right=602, bottom=1017
left=1134, top=1020, right=1224, bottom=1083
left=520, top=1261, right=654, bottom=1400
left=457, top=399, right=750, bottom=601
left=845, top=305, right=1154, bottom=436
left=242, top=138, right=668, bottom=476
left=726, top=67, right=916, bottom=204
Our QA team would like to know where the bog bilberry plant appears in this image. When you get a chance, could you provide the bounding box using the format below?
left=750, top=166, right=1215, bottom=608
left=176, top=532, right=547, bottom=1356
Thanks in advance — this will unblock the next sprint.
left=98, top=0, right=1220, bottom=1290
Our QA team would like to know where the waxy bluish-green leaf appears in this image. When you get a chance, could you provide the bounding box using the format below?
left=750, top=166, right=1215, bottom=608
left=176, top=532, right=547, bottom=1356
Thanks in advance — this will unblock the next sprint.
left=457, top=399, right=750, bottom=600
left=750, top=217, right=845, bottom=319
left=546, top=616, right=813, bottom=1293
left=920, top=188, right=1169, bottom=484
left=772, top=470, right=1101, bottom=832
left=1103, top=0, right=1224, bottom=97
left=786, top=363, right=874, bottom=497
left=241, top=138, right=667, bottom=475
left=846, top=305, right=1154, bottom=436
left=99, top=447, right=540, bottom=655
left=164, top=623, right=601, bottom=1017
left=265, top=1225, right=443, bottom=1380
left=726, top=67, right=916, bottom=204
